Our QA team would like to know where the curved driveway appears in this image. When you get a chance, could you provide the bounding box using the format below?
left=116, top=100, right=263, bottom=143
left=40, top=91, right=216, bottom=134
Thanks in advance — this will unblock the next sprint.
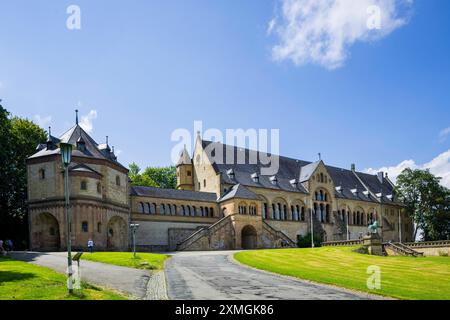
left=165, top=251, right=381, bottom=300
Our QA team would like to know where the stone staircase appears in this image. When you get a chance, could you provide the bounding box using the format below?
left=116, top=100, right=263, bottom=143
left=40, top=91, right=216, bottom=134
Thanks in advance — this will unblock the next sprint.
left=384, top=241, right=423, bottom=257
left=176, top=215, right=233, bottom=251
left=262, top=221, right=297, bottom=247
left=333, top=212, right=347, bottom=239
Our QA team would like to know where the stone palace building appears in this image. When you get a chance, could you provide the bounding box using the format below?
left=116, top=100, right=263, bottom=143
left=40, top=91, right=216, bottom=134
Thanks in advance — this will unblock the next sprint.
left=27, top=117, right=413, bottom=251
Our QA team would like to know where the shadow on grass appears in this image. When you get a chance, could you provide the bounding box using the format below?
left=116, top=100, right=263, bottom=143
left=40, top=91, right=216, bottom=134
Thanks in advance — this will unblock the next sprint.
left=0, top=271, right=36, bottom=283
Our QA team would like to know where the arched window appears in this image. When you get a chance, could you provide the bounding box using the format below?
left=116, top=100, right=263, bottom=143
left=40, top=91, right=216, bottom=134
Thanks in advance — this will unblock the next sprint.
left=320, top=203, right=325, bottom=222
left=143, top=202, right=149, bottom=214
left=262, top=203, right=268, bottom=219
left=80, top=180, right=87, bottom=190
left=204, top=207, right=209, bottom=217
left=97, top=182, right=101, bottom=194
left=138, top=202, right=145, bottom=213
left=271, top=204, right=276, bottom=219
left=160, top=204, right=166, bottom=215
left=192, top=206, right=197, bottom=216
left=81, top=221, right=88, bottom=232
left=209, top=207, right=214, bottom=217
left=115, top=175, right=121, bottom=186
left=167, top=204, right=172, bottom=215
left=276, top=203, right=281, bottom=220
left=320, top=173, right=324, bottom=183
left=146, top=203, right=151, bottom=214
left=187, top=206, right=192, bottom=216
left=181, top=205, right=186, bottom=216
left=150, top=203, right=157, bottom=214
left=173, top=205, right=177, bottom=215
left=39, top=168, right=46, bottom=180
left=283, top=205, right=287, bottom=220
left=315, top=192, right=319, bottom=201
left=301, top=206, right=305, bottom=221
left=200, top=207, right=204, bottom=217
left=326, top=204, right=330, bottom=223
left=203, top=179, right=206, bottom=188
left=97, top=222, right=102, bottom=233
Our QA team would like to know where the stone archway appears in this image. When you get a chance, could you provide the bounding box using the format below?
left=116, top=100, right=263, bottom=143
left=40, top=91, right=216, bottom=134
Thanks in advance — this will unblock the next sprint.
left=34, top=212, right=60, bottom=251
left=241, top=225, right=257, bottom=249
left=107, top=216, right=127, bottom=251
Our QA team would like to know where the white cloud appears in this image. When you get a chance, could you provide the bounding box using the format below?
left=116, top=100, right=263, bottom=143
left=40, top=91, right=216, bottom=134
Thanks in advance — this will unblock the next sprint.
left=79, top=110, right=97, bottom=134
left=34, top=115, right=52, bottom=128
left=439, top=127, right=450, bottom=143
left=269, top=0, right=413, bottom=69
left=365, top=149, right=450, bottom=188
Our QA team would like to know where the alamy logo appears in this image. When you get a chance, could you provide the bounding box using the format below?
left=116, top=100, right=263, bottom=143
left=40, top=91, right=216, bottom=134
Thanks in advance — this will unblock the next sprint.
left=367, top=5, right=382, bottom=30
left=171, top=121, right=280, bottom=176
left=366, top=265, right=381, bottom=290
left=66, top=5, right=81, bottom=30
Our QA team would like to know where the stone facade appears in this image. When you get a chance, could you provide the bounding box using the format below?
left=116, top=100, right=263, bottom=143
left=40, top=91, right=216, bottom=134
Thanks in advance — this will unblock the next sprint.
left=28, top=119, right=413, bottom=252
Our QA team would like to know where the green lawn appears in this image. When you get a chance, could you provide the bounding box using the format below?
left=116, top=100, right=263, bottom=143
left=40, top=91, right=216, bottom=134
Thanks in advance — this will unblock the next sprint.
left=0, top=256, right=126, bottom=300
left=81, top=252, right=169, bottom=270
left=234, top=246, right=450, bottom=300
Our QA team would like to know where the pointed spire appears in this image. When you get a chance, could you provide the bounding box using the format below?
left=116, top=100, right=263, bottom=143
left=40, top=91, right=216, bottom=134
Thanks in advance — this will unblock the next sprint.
left=48, top=126, right=52, bottom=138
left=318, top=152, right=321, bottom=161
left=75, top=109, right=79, bottom=125
left=106, top=136, right=109, bottom=145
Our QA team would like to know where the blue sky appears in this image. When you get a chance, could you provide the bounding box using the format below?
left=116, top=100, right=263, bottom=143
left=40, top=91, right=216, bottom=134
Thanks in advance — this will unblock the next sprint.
left=0, top=0, right=449, bottom=186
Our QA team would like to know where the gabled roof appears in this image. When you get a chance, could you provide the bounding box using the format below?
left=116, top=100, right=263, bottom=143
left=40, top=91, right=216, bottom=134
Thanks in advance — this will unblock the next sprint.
left=200, top=139, right=399, bottom=204
left=218, top=184, right=260, bottom=202
left=299, top=161, right=321, bottom=182
left=131, top=186, right=217, bottom=202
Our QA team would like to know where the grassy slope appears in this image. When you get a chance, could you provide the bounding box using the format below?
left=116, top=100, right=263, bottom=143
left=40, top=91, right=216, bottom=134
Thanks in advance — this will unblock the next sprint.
left=234, top=246, right=450, bottom=300
left=81, top=252, right=169, bottom=270
left=0, top=256, right=126, bottom=300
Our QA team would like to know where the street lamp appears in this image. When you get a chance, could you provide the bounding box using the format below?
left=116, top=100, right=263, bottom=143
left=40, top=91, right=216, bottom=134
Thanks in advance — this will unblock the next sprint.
left=306, top=199, right=314, bottom=248
left=60, top=142, right=73, bottom=293
left=130, top=224, right=139, bottom=259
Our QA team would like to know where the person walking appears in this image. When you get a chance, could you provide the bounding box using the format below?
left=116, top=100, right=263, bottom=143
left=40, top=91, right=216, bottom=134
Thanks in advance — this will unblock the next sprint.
left=87, top=239, right=94, bottom=253
left=5, top=239, right=13, bottom=252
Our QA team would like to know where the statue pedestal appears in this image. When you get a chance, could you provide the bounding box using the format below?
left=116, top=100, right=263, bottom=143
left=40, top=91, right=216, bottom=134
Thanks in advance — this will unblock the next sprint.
left=363, top=234, right=383, bottom=256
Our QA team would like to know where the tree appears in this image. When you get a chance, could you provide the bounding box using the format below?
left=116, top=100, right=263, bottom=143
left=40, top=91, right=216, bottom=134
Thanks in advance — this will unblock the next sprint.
left=396, top=168, right=450, bottom=241
left=0, top=102, right=47, bottom=249
left=128, top=162, right=176, bottom=189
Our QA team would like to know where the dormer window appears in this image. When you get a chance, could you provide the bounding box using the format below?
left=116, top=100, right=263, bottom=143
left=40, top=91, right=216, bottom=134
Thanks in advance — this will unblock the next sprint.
left=251, top=173, right=259, bottom=183
left=290, top=179, right=298, bottom=188
left=363, top=190, right=370, bottom=197
left=335, top=186, right=342, bottom=192
left=226, top=169, right=235, bottom=179
left=386, top=194, right=393, bottom=201
left=269, top=175, right=278, bottom=185
left=376, top=192, right=383, bottom=198
left=351, top=188, right=358, bottom=195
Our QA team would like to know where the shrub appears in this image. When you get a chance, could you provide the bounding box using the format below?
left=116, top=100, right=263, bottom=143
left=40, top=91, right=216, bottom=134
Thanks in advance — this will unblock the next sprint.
left=297, top=233, right=322, bottom=248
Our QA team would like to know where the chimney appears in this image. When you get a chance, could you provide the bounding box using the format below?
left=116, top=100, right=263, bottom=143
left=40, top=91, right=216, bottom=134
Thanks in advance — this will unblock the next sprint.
left=351, top=163, right=356, bottom=172
left=377, top=172, right=384, bottom=183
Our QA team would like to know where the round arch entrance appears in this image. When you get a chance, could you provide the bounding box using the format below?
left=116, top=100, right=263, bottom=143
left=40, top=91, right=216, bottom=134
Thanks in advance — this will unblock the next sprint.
left=241, top=225, right=257, bottom=249
left=34, top=212, right=60, bottom=251
left=107, top=216, right=127, bottom=251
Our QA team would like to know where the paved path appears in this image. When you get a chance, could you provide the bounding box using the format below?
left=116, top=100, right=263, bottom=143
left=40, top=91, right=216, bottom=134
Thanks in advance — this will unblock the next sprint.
left=11, top=252, right=155, bottom=299
left=166, top=251, right=381, bottom=300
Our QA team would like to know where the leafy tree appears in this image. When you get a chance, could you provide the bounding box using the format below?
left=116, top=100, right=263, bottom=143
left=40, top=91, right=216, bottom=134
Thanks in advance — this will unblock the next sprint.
left=297, top=233, right=322, bottom=248
left=0, top=102, right=47, bottom=249
left=128, top=162, right=176, bottom=189
left=396, top=168, right=450, bottom=241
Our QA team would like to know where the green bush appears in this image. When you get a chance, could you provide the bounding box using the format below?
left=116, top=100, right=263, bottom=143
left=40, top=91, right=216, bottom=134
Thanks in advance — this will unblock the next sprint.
left=297, top=233, right=322, bottom=248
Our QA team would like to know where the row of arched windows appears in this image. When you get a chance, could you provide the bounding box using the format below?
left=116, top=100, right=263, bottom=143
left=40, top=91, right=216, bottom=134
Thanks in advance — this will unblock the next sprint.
left=137, top=202, right=214, bottom=218
left=238, top=203, right=258, bottom=216
left=314, top=189, right=328, bottom=202
left=313, top=203, right=331, bottom=223
left=262, top=203, right=306, bottom=222
left=337, top=209, right=377, bottom=226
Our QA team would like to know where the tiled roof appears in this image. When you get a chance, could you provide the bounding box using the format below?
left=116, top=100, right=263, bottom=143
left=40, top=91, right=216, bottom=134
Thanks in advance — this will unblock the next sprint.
left=131, top=186, right=217, bottom=202
left=28, top=124, right=126, bottom=170
left=218, top=184, right=261, bottom=202
left=201, top=140, right=398, bottom=204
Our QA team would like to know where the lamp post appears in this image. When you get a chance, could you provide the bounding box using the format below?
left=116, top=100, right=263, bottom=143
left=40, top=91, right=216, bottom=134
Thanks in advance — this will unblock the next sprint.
left=60, top=142, right=73, bottom=293
left=130, top=224, right=139, bottom=259
left=307, top=199, right=314, bottom=248
left=346, top=210, right=350, bottom=241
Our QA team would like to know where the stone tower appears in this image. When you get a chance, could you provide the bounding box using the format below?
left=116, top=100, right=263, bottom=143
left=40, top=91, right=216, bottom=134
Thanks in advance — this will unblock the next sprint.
left=27, top=113, right=130, bottom=251
left=176, top=145, right=194, bottom=190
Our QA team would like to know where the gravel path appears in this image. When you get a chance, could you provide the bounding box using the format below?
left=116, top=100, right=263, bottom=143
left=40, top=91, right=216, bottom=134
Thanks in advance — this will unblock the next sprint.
left=166, top=251, right=382, bottom=300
